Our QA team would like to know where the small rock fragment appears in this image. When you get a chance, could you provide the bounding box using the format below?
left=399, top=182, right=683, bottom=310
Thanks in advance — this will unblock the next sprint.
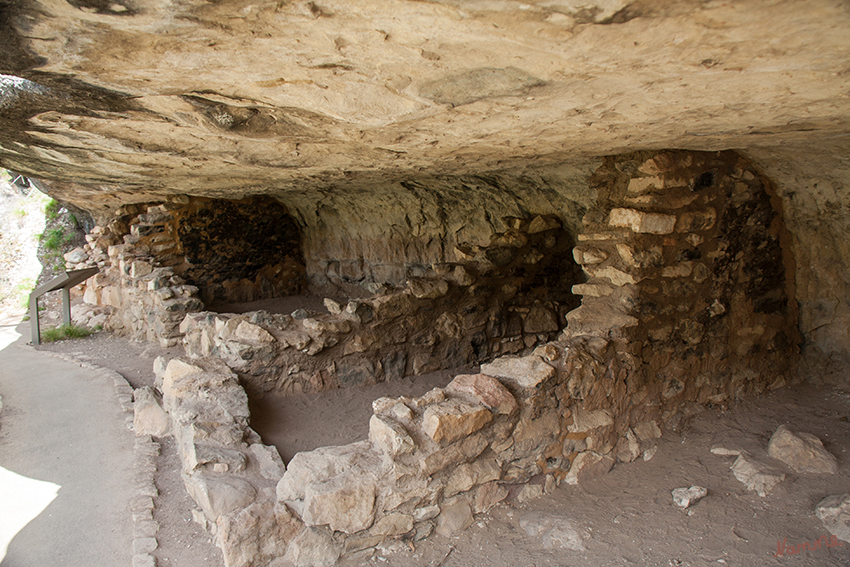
left=672, top=486, right=708, bottom=508
left=519, top=512, right=585, bottom=550
left=815, top=493, right=850, bottom=543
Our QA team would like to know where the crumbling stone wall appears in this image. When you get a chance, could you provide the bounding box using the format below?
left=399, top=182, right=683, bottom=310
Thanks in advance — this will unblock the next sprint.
left=180, top=213, right=582, bottom=397
left=150, top=150, right=802, bottom=567
left=79, top=196, right=305, bottom=346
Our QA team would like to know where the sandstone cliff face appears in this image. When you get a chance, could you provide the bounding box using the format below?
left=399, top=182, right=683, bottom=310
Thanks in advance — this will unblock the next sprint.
left=2, top=0, right=850, bottom=361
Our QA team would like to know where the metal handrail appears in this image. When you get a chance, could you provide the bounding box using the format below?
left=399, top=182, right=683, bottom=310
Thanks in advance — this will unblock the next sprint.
left=28, top=267, right=99, bottom=345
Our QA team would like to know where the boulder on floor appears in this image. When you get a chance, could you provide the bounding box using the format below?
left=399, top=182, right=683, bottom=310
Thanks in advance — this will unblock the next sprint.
left=767, top=424, right=838, bottom=475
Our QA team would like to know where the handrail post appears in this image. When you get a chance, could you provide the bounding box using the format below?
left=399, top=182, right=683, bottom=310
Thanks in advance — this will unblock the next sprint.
left=61, top=288, right=71, bottom=326
left=30, top=294, right=40, bottom=346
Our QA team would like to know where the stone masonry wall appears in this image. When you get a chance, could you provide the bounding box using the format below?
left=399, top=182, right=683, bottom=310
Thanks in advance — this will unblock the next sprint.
left=78, top=196, right=305, bottom=346
left=151, top=150, right=802, bottom=567
left=180, top=213, right=582, bottom=398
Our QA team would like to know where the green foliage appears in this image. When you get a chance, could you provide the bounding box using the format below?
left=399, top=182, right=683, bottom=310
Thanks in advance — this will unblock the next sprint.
left=14, top=206, right=28, bottom=218
left=40, top=227, right=75, bottom=251
left=41, top=324, right=92, bottom=343
left=44, top=199, right=61, bottom=221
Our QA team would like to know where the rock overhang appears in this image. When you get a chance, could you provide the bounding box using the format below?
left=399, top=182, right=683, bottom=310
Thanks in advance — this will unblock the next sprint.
left=0, top=0, right=849, bottom=201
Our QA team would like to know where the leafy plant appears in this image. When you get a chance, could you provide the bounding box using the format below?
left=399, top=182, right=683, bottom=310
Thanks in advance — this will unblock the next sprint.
left=41, top=323, right=92, bottom=342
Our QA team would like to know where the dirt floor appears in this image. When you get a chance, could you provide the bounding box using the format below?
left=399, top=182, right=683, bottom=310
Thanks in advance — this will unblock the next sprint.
left=36, top=328, right=850, bottom=567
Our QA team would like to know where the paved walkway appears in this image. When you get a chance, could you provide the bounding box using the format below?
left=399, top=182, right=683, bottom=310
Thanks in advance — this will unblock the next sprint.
left=0, top=319, right=133, bottom=566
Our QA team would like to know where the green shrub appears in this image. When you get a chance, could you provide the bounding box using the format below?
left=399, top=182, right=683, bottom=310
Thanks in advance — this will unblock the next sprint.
left=41, top=324, right=92, bottom=342
left=44, top=199, right=61, bottom=220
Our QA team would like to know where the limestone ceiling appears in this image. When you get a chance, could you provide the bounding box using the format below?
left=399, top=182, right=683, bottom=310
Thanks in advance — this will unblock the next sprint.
left=1, top=0, right=849, bottom=200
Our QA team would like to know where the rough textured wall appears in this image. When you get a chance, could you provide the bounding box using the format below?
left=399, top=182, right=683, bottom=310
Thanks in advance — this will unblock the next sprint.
left=279, top=162, right=598, bottom=293
left=744, top=142, right=850, bottom=369
left=174, top=197, right=305, bottom=305
left=79, top=197, right=306, bottom=344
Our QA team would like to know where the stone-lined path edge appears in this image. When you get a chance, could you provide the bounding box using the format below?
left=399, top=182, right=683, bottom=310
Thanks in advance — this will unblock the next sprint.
left=33, top=348, right=161, bottom=567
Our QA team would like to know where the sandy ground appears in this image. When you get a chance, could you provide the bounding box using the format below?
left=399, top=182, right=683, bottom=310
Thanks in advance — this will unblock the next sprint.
left=34, top=326, right=850, bottom=567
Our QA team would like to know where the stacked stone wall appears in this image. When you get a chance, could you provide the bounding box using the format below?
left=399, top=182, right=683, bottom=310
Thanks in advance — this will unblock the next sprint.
left=150, top=151, right=803, bottom=566
left=78, top=196, right=305, bottom=346
left=180, top=212, right=581, bottom=397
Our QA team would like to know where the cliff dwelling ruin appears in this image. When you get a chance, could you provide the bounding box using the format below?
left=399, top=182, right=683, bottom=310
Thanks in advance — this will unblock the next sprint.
left=2, top=0, right=850, bottom=565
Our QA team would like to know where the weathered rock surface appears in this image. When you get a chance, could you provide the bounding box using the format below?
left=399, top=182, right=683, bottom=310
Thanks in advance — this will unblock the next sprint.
left=672, top=486, right=708, bottom=509
left=519, top=512, right=585, bottom=551
left=767, top=425, right=839, bottom=475
left=730, top=454, right=786, bottom=497
left=815, top=494, right=850, bottom=543
left=133, top=386, right=170, bottom=437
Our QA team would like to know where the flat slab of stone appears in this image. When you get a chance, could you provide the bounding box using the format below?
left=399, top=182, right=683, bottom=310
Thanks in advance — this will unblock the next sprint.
left=519, top=512, right=585, bottom=551
left=480, top=355, right=556, bottom=389
left=303, top=474, right=377, bottom=534
left=421, top=400, right=492, bottom=444
left=446, top=373, right=517, bottom=415
left=730, top=453, right=785, bottom=497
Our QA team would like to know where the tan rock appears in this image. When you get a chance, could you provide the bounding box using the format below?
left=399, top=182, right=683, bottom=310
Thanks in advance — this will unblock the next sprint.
left=184, top=472, right=257, bottom=521
left=369, top=414, right=415, bottom=457
left=435, top=498, right=473, bottom=537
left=422, top=400, right=493, bottom=444
left=568, top=407, right=614, bottom=433
left=445, top=373, right=517, bottom=415
left=730, top=453, right=785, bottom=497
left=303, top=474, right=377, bottom=534
left=473, top=481, right=509, bottom=514
left=408, top=278, right=449, bottom=299
left=133, top=386, right=170, bottom=437
left=815, top=494, right=850, bottom=543
left=767, top=425, right=838, bottom=475
left=586, top=266, right=638, bottom=286
left=445, top=459, right=501, bottom=497
left=480, top=355, right=556, bottom=389
left=608, top=208, right=676, bottom=235
left=564, top=452, right=615, bottom=485
left=234, top=321, right=276, bottom=344
left=284, top=527, right=340, bottom=567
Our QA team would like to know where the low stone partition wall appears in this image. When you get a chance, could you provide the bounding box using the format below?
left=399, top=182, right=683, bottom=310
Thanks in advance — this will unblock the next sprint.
left=155, top=330, right=771, bottom=567
left=156, top=357, right=295, bottom=567
left=179, top=277, right=571, bottom=398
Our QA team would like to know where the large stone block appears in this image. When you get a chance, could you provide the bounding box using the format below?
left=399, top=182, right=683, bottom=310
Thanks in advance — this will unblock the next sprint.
left=184, top=471, right=257, bottom=520
left=480, top=355, right=556, bottom=389
left=422, top=400, right=493, bottom=444
left=767, top=425, right=838, bottom=475
left=445, top=373, right=517, bottom=415
left=608, top=208, right=676, bottom=234
left=133, top=386, right=170, bottom=437
left=369, top=414, right=415, bottom=457
left=302, top=474, right=377, bottom=534
left=277, top=441, right=373, bottom=502
left=730, top=453, right=785, bottom=497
